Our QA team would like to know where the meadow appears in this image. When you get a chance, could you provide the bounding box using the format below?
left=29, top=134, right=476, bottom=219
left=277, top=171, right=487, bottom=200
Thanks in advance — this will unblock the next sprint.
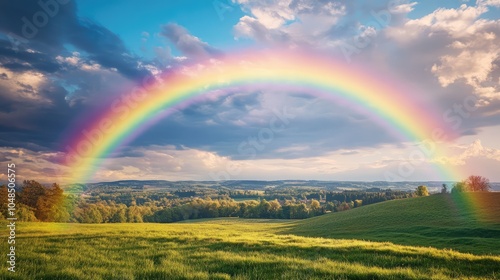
left=1, top=193, right=499, bottom=279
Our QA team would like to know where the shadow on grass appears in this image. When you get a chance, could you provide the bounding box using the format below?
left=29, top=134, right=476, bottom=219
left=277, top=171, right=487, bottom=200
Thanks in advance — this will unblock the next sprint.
left=124, top=235, right=500, bottom=279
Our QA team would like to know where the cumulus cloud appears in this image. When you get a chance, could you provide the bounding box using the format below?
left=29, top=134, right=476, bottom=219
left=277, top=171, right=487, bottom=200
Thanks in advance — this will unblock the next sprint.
left=431, top=29, right=500, bottom=101
left=232, top=0, right=420, bottom=50
left=386, top=3, right=500, bottom=104
left=233, top=0, right=347, bottom=46
left=435, top=139, right=500, bottom=165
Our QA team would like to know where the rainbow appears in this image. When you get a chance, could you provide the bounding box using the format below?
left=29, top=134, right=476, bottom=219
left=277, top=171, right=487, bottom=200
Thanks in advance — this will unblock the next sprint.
left=62, top=49, right=459, bottom=184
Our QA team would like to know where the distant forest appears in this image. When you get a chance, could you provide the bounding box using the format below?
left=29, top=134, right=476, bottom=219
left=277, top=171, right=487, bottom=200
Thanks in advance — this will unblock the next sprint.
left=2, top=177, right=489, bottom=223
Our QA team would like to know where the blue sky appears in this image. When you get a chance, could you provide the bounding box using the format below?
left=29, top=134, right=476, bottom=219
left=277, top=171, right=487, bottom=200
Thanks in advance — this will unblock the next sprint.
left=76, top=0, right=248, bottom=58
left=0, top=0, right=500, bottom=183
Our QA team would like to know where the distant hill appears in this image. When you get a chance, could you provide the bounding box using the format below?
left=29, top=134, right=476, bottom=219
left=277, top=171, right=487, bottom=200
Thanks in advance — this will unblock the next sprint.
left=289, top=192, right=500, bottom=255
left=61, top=179, right=500, bottom=193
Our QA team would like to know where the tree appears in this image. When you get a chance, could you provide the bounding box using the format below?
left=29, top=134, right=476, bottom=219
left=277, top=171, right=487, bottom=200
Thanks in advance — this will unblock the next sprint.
left=309, top=199, right=321, bottom=216
left=310, top=199, right=320, bottom=210
left=295, top=204, right=309, bottom=219
left=36, top=183, right=67, bottom=222
left=353, top=199, right=363, bottom=208
left=19, top=180, right=45, bottom=209
left=110, top=207, right=127, bottom=223
left=465, top=175, right=491, bottom=192
left=415, top=185, right=429, bottom=197
left=16, top=204, right=38, bottom=221
left=268, top=199, right=282, bottom=218
left=441, top=184, right=448, bottom=194
left=0, top=185, right=8, bottom=218
left=451, top=181, right=467, bottom=193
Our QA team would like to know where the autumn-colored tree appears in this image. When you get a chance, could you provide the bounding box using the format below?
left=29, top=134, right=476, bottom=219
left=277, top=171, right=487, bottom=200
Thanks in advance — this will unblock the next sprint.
left=19, top=181, right=69, bottom=222
left=354, top=199, right=363, bottom=208
left=36, top=183, right=67, bottom=222
left=309, top=199, right=321, bottom=216
left=415, top=185, right=429, bottom=197
left=465, top=175, right=491, bottom=192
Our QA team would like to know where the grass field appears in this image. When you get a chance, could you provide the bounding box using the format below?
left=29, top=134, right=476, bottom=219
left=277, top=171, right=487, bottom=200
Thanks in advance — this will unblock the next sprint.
left=290, top=192, right=500, bottom=255
left=1, top=193, right=499, bottom=279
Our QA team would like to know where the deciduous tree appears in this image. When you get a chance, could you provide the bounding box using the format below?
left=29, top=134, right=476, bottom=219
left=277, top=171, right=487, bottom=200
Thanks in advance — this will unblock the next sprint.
left=466, top=175, right=491, bottom=192
left=415, top=186, right=429, bottom=197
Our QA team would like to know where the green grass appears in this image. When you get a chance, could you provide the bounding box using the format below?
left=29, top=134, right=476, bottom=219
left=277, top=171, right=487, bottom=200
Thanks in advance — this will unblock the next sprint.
left=1, top=193, right=499, bottom=279
left=289, top=193, right=500, bottom=255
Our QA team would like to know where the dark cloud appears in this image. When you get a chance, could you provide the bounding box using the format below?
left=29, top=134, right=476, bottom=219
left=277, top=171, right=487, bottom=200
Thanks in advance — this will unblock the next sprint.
left=0, top=40, right=61, bottom=73
left=67, top=18, right=149, bottom=79
left=0, top=0, right=154, bottom=152
left=0, top=0, right=148, bottom=80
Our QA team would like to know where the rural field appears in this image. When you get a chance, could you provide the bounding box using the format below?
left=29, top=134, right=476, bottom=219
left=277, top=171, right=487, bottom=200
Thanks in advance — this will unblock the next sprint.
left=1, top=193, right=499, bottom=280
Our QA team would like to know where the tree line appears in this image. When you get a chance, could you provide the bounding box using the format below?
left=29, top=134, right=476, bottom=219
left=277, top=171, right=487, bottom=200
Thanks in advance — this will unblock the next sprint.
left=0, top=176, right=491, bottom=223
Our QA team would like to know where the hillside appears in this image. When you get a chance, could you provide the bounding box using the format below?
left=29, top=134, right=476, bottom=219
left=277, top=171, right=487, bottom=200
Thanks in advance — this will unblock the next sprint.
left=1, top=193, right=499, bottom=279
left=289, top=192, right=500, bottom=255
left=2, top=219, right=499, bottom=279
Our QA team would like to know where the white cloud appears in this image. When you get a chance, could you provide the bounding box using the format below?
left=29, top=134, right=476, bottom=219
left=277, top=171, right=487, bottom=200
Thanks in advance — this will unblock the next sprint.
left=0, top=66, right=49, bottom=103
left=405, top=5, right=487, bottom=36
left=385, top=2, right=500, bottom=104
left=56, top=52, right=105, bottom=72
left=478, top=0, right=500, bottom=7
left=435, top=139, right=500, bottom=165
left=233, top=0, right=346, bottom=46
left=4, top=138, right=500, bottom=183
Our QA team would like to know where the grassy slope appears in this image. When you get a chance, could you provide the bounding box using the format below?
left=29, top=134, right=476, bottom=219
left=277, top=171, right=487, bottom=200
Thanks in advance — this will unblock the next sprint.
left=2, top=220, right=499, bottom=280
left=289, top=193, right=500, bottom=255
left=1, top=193, right=499, bottom=279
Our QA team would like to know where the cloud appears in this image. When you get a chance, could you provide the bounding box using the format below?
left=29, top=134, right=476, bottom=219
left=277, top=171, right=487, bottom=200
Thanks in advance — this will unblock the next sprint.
left=0, top=0, right=157, bottom=151
left=128, top=89, right=399, bottom=162
left=435, top=139, right=500, bottom=165
left=0, top=65, right=48, bottom=103
left=430, top=27, right=500, bottom=101
left=70, top=141, right=500, bottom=182
left=0, top=0, right=149, bottom=80
left=478, top=0, right=500, bottom=8
left=233, top=0, right=347, bottom=46
left=0, top=147, right=67, bottom=183
left=3, top=136, right=500, bottom=183
left=385, top=4, right=500, bottom=103
left=0, top=0, right=499, bottom=183
left=160, top=23, right=222, bottom=59
left=232, top=0, right=419, bottom=49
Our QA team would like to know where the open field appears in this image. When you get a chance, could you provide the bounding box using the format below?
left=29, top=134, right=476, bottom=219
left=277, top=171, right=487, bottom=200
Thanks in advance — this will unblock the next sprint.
left=290, top=193, right=500, bottom=255
left=1, top=193, right=499, bottom=279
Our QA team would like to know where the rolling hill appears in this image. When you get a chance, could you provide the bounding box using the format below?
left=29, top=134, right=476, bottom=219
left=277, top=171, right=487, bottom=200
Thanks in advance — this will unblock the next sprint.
left=1, top=193, right=499, bottom=279
left=289, top=192, right=500, bottom=255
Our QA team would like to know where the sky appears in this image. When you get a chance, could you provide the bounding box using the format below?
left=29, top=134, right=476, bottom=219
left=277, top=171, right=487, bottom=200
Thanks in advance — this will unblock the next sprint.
left=0, top=0, right=499, bottom=183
